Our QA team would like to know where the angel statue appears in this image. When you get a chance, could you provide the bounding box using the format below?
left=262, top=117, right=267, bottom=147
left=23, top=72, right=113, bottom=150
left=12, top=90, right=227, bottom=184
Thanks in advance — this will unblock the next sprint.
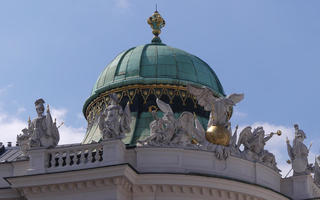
left=98, top=93, right=132, bottom=140
left=17, top=99, right=60, bottom=149
left=187, top=84, right=244, bottom=146
left=139, top=98, right=205, bottom=147
left=138, top=98, right=177, bottom=146
left=172, top=112, right=208, bottom=147
left=238, top=126, right=280, bottom=170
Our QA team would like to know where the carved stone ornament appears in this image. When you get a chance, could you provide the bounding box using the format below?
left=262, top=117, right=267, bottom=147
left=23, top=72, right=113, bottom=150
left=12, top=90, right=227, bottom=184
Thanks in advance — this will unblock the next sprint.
left=17, top=98, right=60, bottom=151
left=237, top=126, right=281, bottom=172
left=139, top=98, right=239, bottom=161
left=187, top=84, right=244, bottom=146
left=98, top=93, right=132, bottom=140
left=286, top=124, right=312, bottom=176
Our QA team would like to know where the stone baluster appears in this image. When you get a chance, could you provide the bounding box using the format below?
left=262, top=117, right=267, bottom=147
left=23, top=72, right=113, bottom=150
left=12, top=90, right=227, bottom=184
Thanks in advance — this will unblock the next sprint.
left=69, top=150, right=74, bottom=166
left=50, top=152, right=56, bottom=168
left=88, top=148, right=93, bottom=163
left=57, top=152, right=63, bottom=167
left=65, top=151, right=71, bottom=166
left=99, top=146, right=103, bottom=161
left=80, top=149, right=86, bottom=165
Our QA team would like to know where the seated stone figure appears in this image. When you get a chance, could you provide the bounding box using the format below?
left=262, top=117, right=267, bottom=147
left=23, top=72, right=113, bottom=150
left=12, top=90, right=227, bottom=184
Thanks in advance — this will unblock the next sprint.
left=140, top=98, right=205, bottom=147
left=17, top=99, right=60, bottom=150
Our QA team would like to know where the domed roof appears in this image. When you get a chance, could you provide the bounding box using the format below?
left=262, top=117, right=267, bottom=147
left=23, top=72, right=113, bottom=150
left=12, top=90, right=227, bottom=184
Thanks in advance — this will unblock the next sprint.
left=83, top=42, right=225, bottom=113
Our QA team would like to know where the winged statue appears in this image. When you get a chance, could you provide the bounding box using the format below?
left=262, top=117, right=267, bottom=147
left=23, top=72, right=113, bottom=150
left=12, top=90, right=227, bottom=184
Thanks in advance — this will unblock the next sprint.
left=187, top=85, right=244, bottom=127
left=237, top=126, right=280, bottom=170
left=140, top=98, right=206, bottom=147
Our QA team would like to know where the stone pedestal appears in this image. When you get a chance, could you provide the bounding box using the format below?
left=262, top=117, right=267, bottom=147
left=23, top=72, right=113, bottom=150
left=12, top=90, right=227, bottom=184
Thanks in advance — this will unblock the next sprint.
left=102, top=139, right=126, bottom=165
left=27, top=147, right=47, bottom=174
left=281, top=175, right=320, bottom=199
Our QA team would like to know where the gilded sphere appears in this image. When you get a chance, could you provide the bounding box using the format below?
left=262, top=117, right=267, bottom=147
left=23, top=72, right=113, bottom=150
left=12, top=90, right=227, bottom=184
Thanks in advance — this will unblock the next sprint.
left=205, top=125, right=231, bottom=146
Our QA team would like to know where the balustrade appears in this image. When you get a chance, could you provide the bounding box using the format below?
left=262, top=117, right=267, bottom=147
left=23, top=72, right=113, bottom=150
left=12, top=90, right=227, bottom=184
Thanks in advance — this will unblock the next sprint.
left=46, top=143, right=104, bottom=169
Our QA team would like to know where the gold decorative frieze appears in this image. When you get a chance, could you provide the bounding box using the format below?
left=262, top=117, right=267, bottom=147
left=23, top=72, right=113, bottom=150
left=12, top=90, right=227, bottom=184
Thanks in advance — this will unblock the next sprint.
left=85, top=84, right=203, bottom=121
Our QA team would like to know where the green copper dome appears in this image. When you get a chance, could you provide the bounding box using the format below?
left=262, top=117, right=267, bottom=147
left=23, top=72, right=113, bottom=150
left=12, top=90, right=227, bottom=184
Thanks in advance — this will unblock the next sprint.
left=83, top=43, right=225, bottom=113
left=93, top=43, right=224, bottom=95
left=82, top=41, right=226, bottom=145
left=82, top=10, right=227, bottom=145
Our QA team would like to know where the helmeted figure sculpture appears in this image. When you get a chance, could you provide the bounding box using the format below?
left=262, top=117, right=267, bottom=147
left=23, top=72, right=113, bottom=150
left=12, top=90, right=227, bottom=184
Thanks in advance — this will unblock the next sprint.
left=17, top=99, right=60, bottom=150
left=286, top=124, right=312, bottom=175
left=98, top=94, right=131, bottom=140
left=238, top=126, right=280, bottom=171
left=314, top=156, right=320, bottom=186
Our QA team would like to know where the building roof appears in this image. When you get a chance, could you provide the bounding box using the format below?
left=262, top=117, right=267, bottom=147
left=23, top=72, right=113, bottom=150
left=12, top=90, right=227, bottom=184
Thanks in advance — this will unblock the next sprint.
left=83, top=42, right=225, bottom=116
left=0, top=147, right=26, bottom=163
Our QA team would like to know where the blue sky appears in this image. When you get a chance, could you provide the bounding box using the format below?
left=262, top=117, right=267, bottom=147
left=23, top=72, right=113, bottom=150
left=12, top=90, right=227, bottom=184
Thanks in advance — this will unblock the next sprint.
left=0, top=0, right=319, bottom=175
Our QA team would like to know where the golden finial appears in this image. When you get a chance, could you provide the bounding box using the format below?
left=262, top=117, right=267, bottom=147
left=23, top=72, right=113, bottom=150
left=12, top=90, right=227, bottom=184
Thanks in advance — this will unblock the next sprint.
left=147, top=8, right=165, bottom=43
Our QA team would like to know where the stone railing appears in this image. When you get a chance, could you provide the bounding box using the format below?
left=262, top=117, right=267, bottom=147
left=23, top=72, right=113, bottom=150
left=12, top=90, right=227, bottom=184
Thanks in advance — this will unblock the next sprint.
left=26, top=140, right=282, bottom=193
left=46, top=142, right=104, bottom=170
left=27, top=140, right=126, bottom=174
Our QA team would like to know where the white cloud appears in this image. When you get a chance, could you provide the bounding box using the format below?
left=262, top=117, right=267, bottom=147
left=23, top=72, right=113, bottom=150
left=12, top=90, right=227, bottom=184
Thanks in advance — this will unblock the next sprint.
left=0, top=106, right=85, bottom=146
left=50, top=107, right=86, bottom=144
left=50, top=107, right=67, bottom=121
left=0, top=113, right=26, bottom=145
left=58, top=125, right=86, bottom=145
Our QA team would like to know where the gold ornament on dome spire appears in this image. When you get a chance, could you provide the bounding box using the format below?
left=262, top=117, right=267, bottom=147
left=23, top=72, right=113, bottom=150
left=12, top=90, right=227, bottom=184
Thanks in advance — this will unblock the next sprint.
left=147, top=7, right=165, bottom=43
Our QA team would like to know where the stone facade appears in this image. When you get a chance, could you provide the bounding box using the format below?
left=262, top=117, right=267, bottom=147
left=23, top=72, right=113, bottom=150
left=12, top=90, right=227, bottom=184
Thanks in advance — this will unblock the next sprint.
left=0, top=140, right=292, bottom=200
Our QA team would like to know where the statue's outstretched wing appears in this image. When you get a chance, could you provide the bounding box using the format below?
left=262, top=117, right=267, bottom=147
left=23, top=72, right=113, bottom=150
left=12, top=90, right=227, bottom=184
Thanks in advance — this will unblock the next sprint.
left=237, top=126, right=252, bottom=148
left=193, top=115, right=206, bottom=143
left=187, top=84, right=216, bottom=111
left=225, top=93, right=244, bottom=106
left=156, top=98, right=173, bottom=114
left=120, top=103, right=132, bottom=133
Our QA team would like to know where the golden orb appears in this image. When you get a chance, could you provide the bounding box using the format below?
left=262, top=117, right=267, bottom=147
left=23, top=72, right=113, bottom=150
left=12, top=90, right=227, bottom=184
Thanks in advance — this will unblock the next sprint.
left=205, top=125, right=231, bottom=146
left=276, top=130, right=282, bottom=136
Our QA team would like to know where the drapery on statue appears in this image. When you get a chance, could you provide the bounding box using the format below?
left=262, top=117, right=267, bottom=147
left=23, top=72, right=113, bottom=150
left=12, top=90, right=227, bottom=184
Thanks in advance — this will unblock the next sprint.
left=286, top=124, right=312, bottom=175
left=98, top=93, right=131, bottom=140
left=187, top=84, right=244, bottom=146
left=139, top=98, right=205, bottom=147
left=17, top=99, right=60, bottom=151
